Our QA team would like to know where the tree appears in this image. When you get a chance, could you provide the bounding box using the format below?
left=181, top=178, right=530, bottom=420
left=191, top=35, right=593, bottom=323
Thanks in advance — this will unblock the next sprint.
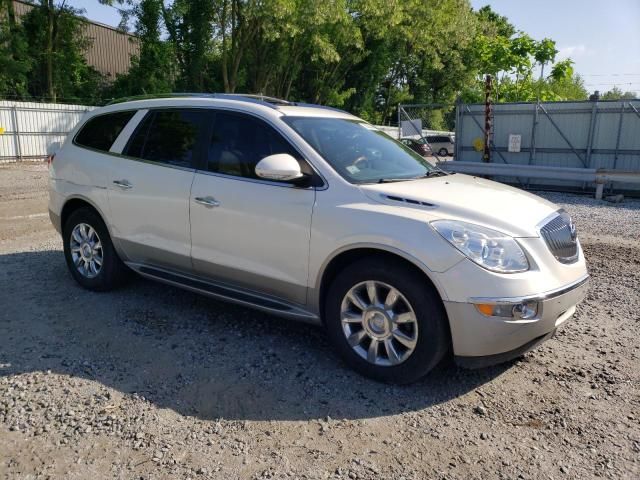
left=601, top=86, right=637, bottom=100
left=360, top=0, right=480, bottom=125
left=3, top=0, right=590, bottom=114
left=217, top=0, right=297, bottom=95
left=0, top=0, right=31, bottom=98
left=163, top=0, right=214, bottom=91
left=21, top=1, right=104, bottom=102
left=109, top=0, right=175, bottom=98
left=476, top=5, right=514, bottom=38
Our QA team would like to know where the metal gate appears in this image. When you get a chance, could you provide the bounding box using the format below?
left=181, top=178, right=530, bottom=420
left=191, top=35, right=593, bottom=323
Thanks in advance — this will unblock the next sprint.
left=454, top=99, right=640, bottom=192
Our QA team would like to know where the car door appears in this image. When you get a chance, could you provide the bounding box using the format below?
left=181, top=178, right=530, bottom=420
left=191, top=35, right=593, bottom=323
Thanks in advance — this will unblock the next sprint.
left=107, top=108, right=208, bottom=271
left=189, top=110, right=318, bottom=305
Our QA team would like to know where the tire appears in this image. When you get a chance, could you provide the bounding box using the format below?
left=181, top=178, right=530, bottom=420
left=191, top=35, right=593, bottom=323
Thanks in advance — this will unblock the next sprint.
left=62, top=207, right=128, bottom=291
left=324, top=258, right=450, bottom=384
left=438, top=148, right=449, bottom=156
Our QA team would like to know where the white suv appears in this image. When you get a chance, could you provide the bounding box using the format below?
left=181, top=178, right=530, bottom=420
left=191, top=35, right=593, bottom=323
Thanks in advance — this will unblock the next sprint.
left=48, top=94, right=589, bottom=383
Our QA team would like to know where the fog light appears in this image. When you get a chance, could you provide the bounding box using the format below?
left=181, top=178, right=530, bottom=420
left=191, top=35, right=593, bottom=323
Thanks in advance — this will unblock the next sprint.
left=475, top=301, right=538, bottom=319
left=512, top=302, right=538, bottom=319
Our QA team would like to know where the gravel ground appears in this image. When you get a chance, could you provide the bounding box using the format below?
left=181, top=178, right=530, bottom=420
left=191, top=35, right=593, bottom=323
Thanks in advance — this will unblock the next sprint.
left=1, top=163, right=639, bottom=479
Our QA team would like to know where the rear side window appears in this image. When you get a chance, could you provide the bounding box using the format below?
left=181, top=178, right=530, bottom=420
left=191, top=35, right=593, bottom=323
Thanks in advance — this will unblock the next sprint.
left=74, top=111, right=135, bottom=152
left=124, top=109, right=208, bottom=168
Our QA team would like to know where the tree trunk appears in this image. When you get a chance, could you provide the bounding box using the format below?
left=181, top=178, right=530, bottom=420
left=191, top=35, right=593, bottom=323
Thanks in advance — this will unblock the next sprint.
left=46, top=0, right=56, bottom=103
left=46, top=0, right=55, bottom=102
left=220, top=0, right=230, bottom=92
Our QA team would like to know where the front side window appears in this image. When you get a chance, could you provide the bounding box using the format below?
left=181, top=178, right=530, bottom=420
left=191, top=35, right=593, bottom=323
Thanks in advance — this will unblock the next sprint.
left=124, top=109, right=208, bottom=168
left=75, top=110, right=135, bottom=152
left=206, top=112, right=309, bottom=179
left=283, top=117, right=436, bottom=184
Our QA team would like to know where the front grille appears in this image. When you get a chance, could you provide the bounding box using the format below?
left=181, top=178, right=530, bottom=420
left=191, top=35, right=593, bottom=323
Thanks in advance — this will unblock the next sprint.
left=540, top=210, right=579, bottom=264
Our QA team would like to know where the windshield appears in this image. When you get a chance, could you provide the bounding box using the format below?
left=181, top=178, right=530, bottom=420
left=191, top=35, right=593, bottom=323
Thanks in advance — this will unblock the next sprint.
left=282, top=117, right=436, bottom=184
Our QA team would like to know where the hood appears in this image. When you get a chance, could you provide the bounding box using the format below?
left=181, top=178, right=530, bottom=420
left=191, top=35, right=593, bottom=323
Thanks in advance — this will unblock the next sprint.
left=359, top=173, right=558, bottom=237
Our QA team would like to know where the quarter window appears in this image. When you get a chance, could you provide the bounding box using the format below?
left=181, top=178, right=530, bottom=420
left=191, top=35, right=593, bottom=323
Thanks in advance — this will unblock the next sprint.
left=75, top=111, right=135, bottom=152
left=124, top=109, right=208, bottom=168
left=206, top=112, right=304, bottom=179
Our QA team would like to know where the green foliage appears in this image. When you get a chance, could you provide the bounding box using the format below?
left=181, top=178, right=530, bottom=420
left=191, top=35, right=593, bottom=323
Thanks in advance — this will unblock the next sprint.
left=1, top=0, right=593, bottom=112
left=467, top=5, right=586, bottom=105
left=0, top=0, right=31, bottom=98
left=108, top=0, right=175, bottom=98
left=21, top=2, right=105, bottom=103
left=476, top=5, right=514, bottom=38
left=601, top=86, right=637, bottom=100
left=0, top=1, right=104, bottom=102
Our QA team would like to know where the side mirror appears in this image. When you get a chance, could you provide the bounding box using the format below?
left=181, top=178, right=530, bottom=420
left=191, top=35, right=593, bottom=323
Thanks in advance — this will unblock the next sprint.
left=255, top=154, right=304, bottom=182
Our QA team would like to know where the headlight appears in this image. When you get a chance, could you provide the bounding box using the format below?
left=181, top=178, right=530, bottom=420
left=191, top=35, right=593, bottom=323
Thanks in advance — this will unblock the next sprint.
left=431, top=220, right=529, bottom=273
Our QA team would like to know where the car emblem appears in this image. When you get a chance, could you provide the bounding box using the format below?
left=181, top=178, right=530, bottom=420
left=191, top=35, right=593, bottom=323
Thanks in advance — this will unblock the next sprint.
left=569, top=220, right=577, bottom=241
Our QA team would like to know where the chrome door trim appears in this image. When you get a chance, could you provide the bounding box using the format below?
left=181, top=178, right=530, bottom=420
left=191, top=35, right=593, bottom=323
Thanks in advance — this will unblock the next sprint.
left=193, top=169, right=318, bottom=190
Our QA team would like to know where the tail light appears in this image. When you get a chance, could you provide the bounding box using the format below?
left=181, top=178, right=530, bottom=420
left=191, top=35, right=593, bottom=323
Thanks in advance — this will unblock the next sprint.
left=46, top=153, right=56, bottom=167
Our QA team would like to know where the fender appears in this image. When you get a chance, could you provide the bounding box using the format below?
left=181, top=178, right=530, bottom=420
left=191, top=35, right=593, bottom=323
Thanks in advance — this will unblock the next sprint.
left=60, top=193, right=129, bottom=262
left=308, top=241, right=451, bottom=314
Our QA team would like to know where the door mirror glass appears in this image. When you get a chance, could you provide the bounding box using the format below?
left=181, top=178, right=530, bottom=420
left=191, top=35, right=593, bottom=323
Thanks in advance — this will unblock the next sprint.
left=255, top=154, right=304, bottom=181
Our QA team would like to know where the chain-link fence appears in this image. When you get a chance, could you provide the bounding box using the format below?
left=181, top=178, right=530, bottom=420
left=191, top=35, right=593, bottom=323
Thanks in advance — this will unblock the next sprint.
left=0, top=100, right=94, bottom=164
left=396, top=103, right=457, bottom=161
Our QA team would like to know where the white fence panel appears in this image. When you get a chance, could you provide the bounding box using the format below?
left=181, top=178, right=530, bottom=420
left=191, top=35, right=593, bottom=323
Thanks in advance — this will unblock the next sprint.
left=0, top=101, right=95, bottom=163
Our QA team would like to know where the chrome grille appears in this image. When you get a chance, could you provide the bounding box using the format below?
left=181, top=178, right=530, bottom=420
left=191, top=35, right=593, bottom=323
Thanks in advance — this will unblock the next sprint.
left=540, top=210, right=578, bottom=264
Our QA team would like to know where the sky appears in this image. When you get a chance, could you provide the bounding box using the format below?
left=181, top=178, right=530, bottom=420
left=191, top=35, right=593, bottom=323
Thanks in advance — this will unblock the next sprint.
left=68, top=0, right=640, bottom=94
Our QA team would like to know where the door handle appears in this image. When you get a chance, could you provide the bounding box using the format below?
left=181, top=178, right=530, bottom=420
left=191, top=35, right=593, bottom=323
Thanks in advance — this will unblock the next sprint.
left=113, top=179, right=133, bottom=190
left=194, top=196, right=220, bottom=208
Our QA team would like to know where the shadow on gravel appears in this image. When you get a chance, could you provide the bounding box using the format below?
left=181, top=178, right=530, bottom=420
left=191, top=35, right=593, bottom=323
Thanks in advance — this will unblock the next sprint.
left=0, top=250, right=511, bottom=421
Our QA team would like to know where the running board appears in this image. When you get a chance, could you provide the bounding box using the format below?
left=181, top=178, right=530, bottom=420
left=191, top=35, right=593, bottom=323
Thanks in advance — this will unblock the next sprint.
left=127, top=263, right=321, bottom=325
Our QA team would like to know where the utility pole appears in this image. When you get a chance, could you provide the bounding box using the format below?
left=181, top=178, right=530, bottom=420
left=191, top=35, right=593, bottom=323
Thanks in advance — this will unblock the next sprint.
left=483, top=74, right=492, bottom=163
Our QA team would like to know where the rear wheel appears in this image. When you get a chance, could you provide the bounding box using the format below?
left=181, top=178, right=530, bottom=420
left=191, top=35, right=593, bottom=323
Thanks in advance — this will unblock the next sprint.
left=438, top=147, right=449, bottom=156
left=62, top=207, right=128, bottom=291
left=324, top=258, right=450, bottom=383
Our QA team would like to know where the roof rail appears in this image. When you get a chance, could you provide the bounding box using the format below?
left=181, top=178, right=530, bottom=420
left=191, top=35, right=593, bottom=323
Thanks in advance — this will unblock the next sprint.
left=104, top=92, right=352, bottom=115
left=291, top=102, right=350, bottom=115
left=105, top=92, right=292, bottom=109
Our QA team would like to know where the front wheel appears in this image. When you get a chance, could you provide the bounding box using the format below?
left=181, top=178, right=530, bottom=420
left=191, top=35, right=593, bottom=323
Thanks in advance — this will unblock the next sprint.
left=438, top=148, right=449, bottom=156
left=324, top=258, right=450, bottom=383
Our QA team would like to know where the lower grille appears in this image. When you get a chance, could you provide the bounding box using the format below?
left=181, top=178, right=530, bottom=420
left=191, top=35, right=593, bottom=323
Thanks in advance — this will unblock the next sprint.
left=540, top=210, right=579, bottom=264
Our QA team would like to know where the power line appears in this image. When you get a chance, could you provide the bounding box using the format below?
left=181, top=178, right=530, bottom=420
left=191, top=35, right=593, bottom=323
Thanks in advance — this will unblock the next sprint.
left=580, top=73, right=640, bottom=77
left=583, top=82, right=640, bottom=87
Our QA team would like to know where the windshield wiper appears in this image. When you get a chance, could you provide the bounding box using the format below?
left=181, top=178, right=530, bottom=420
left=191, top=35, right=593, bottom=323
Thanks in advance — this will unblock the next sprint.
left=421, top=170, right=449, bottom=178
left=375, top=170, right=451, bottom=183
left=377, top=177, right=413, bottom=183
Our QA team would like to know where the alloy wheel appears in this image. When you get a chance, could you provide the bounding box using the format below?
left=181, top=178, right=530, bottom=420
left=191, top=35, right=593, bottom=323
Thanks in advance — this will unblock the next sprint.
left=70, top=223, right=103, bottom=279
left=340, top=280, right=419, bottom=366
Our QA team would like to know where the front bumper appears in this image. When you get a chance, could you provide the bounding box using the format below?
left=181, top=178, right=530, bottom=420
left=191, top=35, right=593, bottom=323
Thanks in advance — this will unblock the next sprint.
left=444, top=274, right=589, bottom=365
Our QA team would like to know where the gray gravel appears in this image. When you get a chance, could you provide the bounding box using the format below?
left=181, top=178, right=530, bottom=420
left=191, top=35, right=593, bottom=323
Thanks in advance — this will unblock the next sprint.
left=1, top=164, right=639, bottom=479
left=538, top=192, right=640, bottom=240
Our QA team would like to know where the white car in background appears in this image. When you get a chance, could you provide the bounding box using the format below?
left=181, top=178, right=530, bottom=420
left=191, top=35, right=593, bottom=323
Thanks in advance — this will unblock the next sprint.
left=48, top=94, right=589, bottom=383
left=426, top=134, right=455, bottom=157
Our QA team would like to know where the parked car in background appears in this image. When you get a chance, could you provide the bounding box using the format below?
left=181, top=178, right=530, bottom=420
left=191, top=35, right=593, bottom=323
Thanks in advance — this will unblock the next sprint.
left=426, top=134, right=455, bottom=156
left=48, top=94, right=588, bottom=384
left=400, top=137, right=432, bottom=157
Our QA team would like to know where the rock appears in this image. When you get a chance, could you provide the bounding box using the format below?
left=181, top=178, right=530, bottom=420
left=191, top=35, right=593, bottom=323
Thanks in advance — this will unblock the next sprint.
left=604, top=194, right=624, bottom=204
left=473, top=405, right=487, bottom=416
